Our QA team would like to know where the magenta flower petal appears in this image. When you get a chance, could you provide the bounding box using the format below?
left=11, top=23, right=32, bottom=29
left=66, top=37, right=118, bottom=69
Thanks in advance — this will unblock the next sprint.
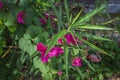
left=39, top=18, right=47, bottom=25
left=36, top=42, right=47, bottom=53
left=41, top=52, right=49, bottom=63
left=36, top=42, right=64, bottom=63
left=57, top=71, right=63, bottom=76
left=48, top=46, right=64, bottom=57
left=72, top=57, right=82, bottom=67
left=0, top=2, right=3, bottom=9
left=58, top=38, right=62, bottom=44
left=17, top=12, right=25, bottom=24
left=65, top=33, right=78, bottom=45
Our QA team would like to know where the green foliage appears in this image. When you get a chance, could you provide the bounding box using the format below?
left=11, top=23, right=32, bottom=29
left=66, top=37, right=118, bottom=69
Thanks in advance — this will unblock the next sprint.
left=0, top=0, right=120, bottom=80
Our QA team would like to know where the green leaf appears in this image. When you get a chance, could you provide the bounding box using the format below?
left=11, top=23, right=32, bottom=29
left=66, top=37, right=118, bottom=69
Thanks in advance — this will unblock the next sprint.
left=33, top=56, right=49, bottom=74
left=7, top=25, right=17, bottom=33
left=81, top=38, right=114, bottom=58
left=81, top=34, right=112, bottom=41
left=26, top=25, right=42, bottom=38
left=25, top=7, right=36, bottom=25
left=72, top=7, right=84, bottom=24
left=73, top=25, right=114, bottom=30
left=83, top=59, right=95, bottom=72
left=5, top=15, right=14, bottom=27
left=19, top=37, right=36, bottom=56
left=46, top=30, right=67, bottom=54
left=72, top=5, right=105, bottom=27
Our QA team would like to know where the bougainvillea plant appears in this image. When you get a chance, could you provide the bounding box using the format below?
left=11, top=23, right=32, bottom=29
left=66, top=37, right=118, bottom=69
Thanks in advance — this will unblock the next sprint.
left=0, top=0, right=119, bottom=80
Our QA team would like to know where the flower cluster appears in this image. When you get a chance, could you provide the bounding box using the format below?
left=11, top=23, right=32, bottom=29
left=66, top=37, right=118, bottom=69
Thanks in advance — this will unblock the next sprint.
left=39, top=13, right=57, bottom=30
left=72, top=57, right=82, bottom=67
left=58, top=33, right=87, bottom=46
left=36, top=42, right=64, bottom=63
left=17, top=12, right=25, bottom=24
left=0, top=1, right=3, bottom=9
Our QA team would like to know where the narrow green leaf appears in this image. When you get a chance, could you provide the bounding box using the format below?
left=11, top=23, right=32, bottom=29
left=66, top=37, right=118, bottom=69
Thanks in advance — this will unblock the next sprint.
left=46, top=30, right=67, bottom=54
left=64, top=0, right=70, bottom=24
left=72, top=5, right=105, bottom=27
left=80, top=34, right=112, bottom=41
left=81, top=38, right=114, bottom=58
left=64, top=46, right=69, bottom=80
left=72, top=7, right=84, bottom=24
left=74, top=25, right=114, bottom=30
left=83, top=58, right=95, bottom=72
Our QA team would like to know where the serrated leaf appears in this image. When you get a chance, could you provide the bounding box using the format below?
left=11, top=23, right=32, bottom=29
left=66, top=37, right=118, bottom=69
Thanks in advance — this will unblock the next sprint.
left=26, top=25, right=42, bottom=38
left=19, top=37, right=36, bottom=56
left=7, top=25, right=17, bottom=33
left=33, top=56, right=49, bottom=74
left=5, top=15, right=14, bottom=27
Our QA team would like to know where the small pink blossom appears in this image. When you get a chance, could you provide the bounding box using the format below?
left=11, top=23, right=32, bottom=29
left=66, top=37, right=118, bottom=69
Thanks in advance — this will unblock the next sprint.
left=72, top=57, right=82, bottom=67
left=44, top=13, right=49, bottom=19
left=87, top=54, right=101, bottom=63
left=58, top=38, right=62, bottom=44
left=82, top=36, right=87, bottom=40
left=0, top=2, right=3, bottom=9
left=65, top=33, right=78, bottom=45
left=39, top=18, right=47, bottom=25
left=78, top=40, right=84, bottom=45
left=36, top=42, right=64, bottom=63
left=17, top=12, right=25, bottom=24
left=48, top=46, right=64, bottom=58
left=57, top=71, right=63, bottom=76
left=50, top=14, right=55, bottom=20
left=36, top=42, right=47, bottom=53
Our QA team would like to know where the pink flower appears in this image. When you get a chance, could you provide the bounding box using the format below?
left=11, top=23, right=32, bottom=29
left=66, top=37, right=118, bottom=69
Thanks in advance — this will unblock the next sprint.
left=58, top=38, right=62, bottom=44
left=17, top=12, right=25, bottom=24
left=0, top=2, right=3, bottom=9
left=57, top=71, right=63, bottom=76
left=36, top=42, right=47, bottom=53
left=50, top=14, right=55, bottom=20
left=48, top=46, right=64, bottom=58
left=36, top=42, right=64, bottom=63
left=65, top=33, right=78, bottom=45
left=39, top=18, right=47, bottom=25
left=72, top=57, right=82, bottom=67
left=44, top=13, right=49, bottom=19
left=82, top=36, right=87, bottom=40
left=87, top=54, right=101, bottom=63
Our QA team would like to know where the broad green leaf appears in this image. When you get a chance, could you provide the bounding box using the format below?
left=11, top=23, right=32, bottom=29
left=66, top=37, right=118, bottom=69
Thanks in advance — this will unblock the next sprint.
left=74, top=25, right=114, bottom=30
left=25, top=7, right=36, bottom=25
left=33, top=56, right=49, bottom=74
left=19, top=37, right=36, bottom=56
left=46, top=30, right=67, bottom=54
left=5, top=15, right=14, bottom=27
left=26, top=25, right=42, bottom=38
left=7, top=25, right=17, bottom=33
